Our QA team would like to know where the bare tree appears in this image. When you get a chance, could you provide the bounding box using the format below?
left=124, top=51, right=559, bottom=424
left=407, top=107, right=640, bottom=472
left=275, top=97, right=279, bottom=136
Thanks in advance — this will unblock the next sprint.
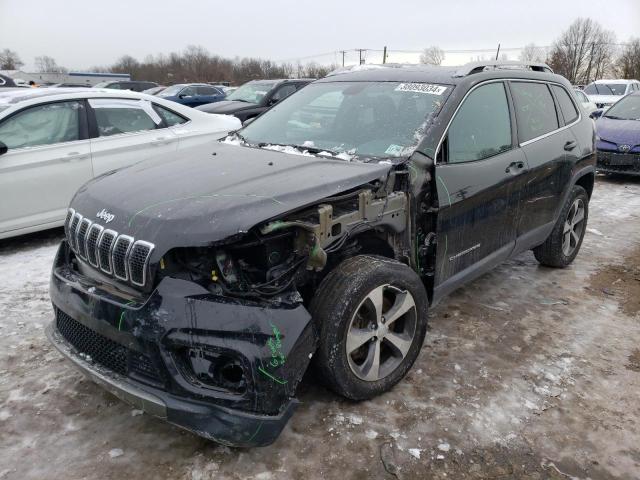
left=519, top=43, right=545, bottom=62
left=547, top=18, right=616, bottom=84
left=0, top=49, right=24, bottom=70
left=34, top=55, right=67, bottom=73
left=420, top=46, right=445, bottom=65
left=615, top=38, right=640, bottom=79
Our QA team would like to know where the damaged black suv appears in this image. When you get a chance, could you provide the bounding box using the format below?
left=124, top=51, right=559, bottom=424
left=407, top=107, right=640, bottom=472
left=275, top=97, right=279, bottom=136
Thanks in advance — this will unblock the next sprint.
left=47, top=61, right=596, bottom=447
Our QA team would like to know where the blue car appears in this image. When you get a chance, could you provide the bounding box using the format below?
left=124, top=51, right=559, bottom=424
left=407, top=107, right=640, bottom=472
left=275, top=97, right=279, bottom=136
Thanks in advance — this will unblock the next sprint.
left=595, top=91, right=640, bottom=176
left=157, top=83, right=225, bottom=108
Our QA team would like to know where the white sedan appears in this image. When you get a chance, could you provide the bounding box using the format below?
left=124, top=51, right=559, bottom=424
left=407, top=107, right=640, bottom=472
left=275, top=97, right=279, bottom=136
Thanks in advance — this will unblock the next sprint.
left=0, top=88, right=240, bottom=239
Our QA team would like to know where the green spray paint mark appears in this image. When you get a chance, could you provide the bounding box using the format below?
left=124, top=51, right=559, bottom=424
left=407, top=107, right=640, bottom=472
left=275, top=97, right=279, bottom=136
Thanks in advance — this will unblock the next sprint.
left=128, top=194, right=284, bottom=228
left=257, top=366, right=288, bottom=385
left=118, top=300, right=136, bottom=331
left=437, top=175, right=452, bottom=207
left=246, top=422, right=264, bottom=442
left=266, top=322, right=286, bottom=368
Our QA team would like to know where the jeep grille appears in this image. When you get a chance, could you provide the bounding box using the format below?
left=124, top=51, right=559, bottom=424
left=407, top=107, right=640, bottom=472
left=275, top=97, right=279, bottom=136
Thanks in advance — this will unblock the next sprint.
left=64, top=208, right=155, bottom=288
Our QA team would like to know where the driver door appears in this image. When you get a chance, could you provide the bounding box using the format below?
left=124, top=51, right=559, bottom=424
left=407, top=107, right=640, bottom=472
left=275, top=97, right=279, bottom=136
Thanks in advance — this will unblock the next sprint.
left=433, top=81, right=527, bottom=301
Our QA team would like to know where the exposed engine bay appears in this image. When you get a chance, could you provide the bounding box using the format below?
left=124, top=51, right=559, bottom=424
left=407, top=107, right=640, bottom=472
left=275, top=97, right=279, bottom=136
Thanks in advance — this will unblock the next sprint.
left=156, top=177, right=410, bottom=303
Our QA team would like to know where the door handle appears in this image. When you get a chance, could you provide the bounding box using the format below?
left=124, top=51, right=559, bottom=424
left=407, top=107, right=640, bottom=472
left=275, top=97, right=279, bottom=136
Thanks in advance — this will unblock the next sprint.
left=63, top=151, right=88, bottom=162
left=505, top=161, right=525, bottom=173
left=151, top=137, right=170, bottom=145
left=564, top=140, right=577, bottom=151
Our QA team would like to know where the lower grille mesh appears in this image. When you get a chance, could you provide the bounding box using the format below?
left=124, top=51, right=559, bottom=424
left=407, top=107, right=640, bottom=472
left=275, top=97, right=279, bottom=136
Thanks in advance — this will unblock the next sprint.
left=56, top=309, right=162, bottom=385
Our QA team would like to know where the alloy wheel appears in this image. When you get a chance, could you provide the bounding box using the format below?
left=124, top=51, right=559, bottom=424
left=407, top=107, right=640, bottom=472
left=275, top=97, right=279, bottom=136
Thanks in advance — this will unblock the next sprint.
left=346, top=284, right=417, bottom=381
left=562, top=198, right=586, bottom=256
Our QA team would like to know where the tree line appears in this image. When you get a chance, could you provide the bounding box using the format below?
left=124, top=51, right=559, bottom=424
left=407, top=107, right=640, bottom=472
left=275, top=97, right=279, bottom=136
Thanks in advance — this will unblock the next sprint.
left=421, top=19, right=639, bottom=84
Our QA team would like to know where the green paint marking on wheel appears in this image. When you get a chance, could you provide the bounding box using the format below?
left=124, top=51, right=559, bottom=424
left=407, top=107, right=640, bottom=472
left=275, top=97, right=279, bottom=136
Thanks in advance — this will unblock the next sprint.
left=257, top=366, right=288, bottom=385
left=437, top=175, right=452, bottom=207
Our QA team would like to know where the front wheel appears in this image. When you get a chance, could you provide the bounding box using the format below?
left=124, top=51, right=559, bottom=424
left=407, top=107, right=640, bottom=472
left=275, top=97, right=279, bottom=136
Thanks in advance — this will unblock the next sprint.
left=310, top=255, right=429, bottom=400
left=533, top=185, right=589, bottom=268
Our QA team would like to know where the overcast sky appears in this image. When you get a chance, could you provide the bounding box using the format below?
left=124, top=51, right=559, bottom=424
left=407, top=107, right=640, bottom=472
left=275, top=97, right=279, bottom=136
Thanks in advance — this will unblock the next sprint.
left=1, top=0, right=639, bottom=71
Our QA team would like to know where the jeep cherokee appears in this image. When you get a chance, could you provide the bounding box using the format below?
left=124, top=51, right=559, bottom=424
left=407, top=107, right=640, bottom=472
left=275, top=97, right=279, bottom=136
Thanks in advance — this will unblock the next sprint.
left=47, top=61, right=596, bottom=447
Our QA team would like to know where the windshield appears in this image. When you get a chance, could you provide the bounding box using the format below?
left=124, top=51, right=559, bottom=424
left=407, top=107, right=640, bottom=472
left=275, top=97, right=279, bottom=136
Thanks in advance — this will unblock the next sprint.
left=158, top=85, right=184, bottom=97
left=584, top=83, right=627, bottom=96
left=604, top=95, right=640, bottom=120
left=227, top=81, right=278, bottom=103
left=239, top=81, right=451, bottom=160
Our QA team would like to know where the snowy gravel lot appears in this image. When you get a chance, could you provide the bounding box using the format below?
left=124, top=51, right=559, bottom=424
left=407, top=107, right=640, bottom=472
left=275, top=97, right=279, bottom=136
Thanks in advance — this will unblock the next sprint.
left=1, top=175, right=640, bottom=480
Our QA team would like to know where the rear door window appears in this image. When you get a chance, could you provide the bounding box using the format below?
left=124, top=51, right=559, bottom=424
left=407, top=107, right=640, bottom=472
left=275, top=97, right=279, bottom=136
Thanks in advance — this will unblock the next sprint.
left=89, top=98, right=162, bottom=137
left=0, top=101, right=83, bottom=149
left=552, top=85, right=579, bottom=124
left=446, top=82, right=512, bottom=163
left=510, top=82, right=559, bottom=143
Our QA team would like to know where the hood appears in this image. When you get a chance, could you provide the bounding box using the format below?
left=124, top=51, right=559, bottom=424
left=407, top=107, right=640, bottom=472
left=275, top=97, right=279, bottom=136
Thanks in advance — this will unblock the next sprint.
left=195, top=100, right=257, bottom=114
left=596, top=116, right=640, bottom=152
left=588, top=94, right=622, bottom=105
left=71, top=143, right=392, bottom=259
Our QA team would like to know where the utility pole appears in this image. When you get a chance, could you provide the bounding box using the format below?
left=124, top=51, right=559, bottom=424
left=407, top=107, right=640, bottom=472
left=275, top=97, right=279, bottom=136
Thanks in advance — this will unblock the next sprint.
left=339, top=50, right=346, bottom=67
left=356, top=49, right=367, bottom=65
left=495, top=43, right=501, bottom=61
left=383, top=46, right=387, bottom=64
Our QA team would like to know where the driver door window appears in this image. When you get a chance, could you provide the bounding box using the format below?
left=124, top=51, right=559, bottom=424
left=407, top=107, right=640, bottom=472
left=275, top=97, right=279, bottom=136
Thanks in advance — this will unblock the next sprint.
left=271, top=84, right=297, bottom=103
left=0, top=101, right=82, bottom=149
left=445, top=82, right=512, bottom=163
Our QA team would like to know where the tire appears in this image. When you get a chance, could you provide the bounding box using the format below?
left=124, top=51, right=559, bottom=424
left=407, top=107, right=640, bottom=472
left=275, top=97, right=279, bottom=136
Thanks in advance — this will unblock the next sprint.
left=533, top=185, right=589, bottom=268
left=310, top=255, right=429, bottom=400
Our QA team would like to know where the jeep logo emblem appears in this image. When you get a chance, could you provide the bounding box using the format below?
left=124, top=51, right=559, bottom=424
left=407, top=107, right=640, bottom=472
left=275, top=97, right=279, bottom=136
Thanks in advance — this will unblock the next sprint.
left=96, top=209, right=115, bottom=223
left=618, top=144, right=631, bottom=153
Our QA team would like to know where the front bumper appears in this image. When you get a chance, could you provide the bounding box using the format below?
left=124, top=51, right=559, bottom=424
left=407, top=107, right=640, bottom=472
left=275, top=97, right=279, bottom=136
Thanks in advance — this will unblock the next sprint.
left=596, top=150, right=640, bottom=176
left=48, top=241, right=316, bottom=447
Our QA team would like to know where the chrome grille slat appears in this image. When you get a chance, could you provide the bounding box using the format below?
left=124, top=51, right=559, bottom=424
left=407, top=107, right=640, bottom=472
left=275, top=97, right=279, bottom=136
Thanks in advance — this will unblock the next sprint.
left=65, top=208, right=155, bottom=288
left=112, top=235, right=134, bottom=281
left=86, top=223, right=103, bottom=267
left=77, top=218, right=92, bottom=259
left=98, top=229, right=117, bottom=274
left=69, top=212, right=82, bottom=252
left=129, top=241, right=154, bottom=286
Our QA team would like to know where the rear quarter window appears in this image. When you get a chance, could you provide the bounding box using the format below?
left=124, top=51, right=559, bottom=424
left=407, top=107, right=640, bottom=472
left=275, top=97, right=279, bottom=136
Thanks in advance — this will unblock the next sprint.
left=552, top=85, right=579, bottom=124
left=510, top=82, right=559, bottom=143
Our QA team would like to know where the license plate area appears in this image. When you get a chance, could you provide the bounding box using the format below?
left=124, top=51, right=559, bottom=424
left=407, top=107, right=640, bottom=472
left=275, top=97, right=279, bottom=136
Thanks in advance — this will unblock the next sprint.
left=608, top=154, right=637, bottom=166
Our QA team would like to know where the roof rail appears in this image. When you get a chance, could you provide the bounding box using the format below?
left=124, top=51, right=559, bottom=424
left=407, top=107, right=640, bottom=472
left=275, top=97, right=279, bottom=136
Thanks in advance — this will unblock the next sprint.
left=453, top=60, right=554, bottom=78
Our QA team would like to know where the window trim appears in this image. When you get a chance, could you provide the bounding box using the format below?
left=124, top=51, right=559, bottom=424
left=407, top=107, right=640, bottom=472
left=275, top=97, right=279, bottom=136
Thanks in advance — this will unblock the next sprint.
left=151, top=102, right=190, bottom=128
left=0, top=99, right=89, bottom=151
left=435, top=78, right=583, bottom=162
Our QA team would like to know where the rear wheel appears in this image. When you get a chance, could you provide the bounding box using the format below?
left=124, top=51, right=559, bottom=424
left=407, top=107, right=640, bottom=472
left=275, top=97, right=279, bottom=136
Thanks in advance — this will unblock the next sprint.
left=311, top=255, right=428, bottom=400
left=533, top=185, right=588, bottom=268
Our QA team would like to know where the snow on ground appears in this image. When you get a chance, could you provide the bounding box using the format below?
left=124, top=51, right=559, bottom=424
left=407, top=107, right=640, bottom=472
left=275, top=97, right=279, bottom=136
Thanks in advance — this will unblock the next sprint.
left=1, top=176, right=640, bottom=479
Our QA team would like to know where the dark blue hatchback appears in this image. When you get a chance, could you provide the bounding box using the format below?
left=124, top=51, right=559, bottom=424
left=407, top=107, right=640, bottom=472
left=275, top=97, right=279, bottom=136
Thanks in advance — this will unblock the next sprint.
left=595, top=92, right=640, bottom=175
left=158, top=83, right=226, bottom=108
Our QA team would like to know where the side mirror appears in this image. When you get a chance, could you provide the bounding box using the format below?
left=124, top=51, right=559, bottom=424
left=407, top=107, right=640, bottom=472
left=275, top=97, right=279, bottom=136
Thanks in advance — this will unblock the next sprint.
left=242, top=117, right=256, bottom=127
left=0, top=141, right=7, bottom=156
left=590, top=109, right=603, bottom=119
